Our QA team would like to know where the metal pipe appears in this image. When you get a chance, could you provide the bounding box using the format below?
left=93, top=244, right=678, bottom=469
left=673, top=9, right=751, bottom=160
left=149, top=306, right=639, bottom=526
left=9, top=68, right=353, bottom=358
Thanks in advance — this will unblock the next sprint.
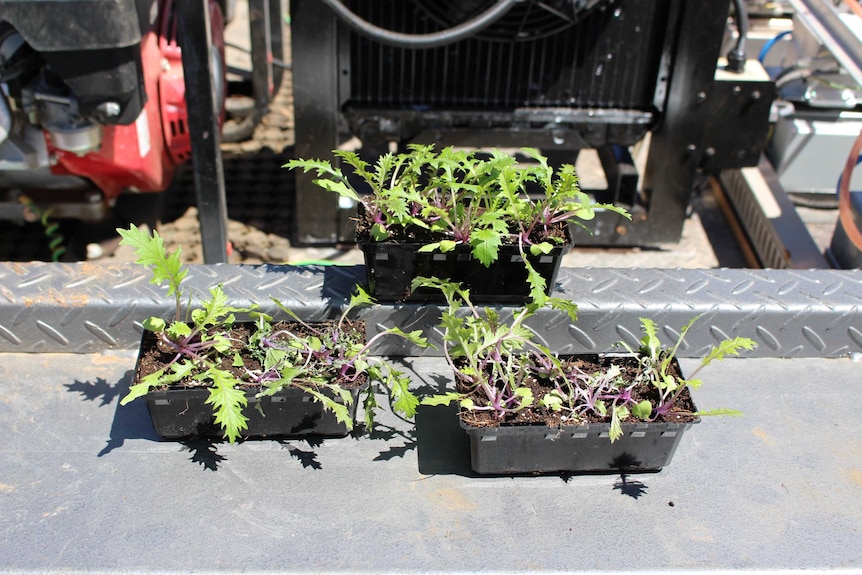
left=788, top=0, right=862, bottom=86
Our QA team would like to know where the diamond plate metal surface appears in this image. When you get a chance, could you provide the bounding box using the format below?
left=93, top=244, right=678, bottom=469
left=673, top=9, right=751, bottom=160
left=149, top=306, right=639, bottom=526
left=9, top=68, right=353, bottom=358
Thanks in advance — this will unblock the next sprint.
left=368, top=267, right=862, bottom=358
left=0, top=262, right=361, bottom=353
left=2, top=262, right=861, bottom=357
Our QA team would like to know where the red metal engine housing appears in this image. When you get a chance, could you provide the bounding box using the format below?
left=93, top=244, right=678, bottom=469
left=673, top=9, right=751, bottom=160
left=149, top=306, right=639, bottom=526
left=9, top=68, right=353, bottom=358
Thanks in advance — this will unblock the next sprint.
left=48, top=0, right=225, bottom=199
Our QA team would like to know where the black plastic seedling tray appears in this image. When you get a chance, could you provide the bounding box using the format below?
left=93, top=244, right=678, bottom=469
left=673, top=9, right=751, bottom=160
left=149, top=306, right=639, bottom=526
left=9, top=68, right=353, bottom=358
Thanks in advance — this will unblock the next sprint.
left=359, top=239, right=571, bottom=303
left=145, top=384, right=363, bottom=439
left=461, top=418, right=699, bottom=474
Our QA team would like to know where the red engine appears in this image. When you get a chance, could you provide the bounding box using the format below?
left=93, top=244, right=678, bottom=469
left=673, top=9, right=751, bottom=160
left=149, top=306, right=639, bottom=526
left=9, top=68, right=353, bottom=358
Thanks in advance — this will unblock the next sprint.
left=0, top=0, right=225, bottom=216
left=51, top=0, right=226, bottom=198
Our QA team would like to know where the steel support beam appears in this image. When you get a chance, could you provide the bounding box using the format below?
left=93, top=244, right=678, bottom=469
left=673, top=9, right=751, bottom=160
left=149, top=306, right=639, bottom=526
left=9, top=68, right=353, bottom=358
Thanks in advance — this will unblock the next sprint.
left=0, top=262, right=860, bottom=358
left=290, top=0, right=343, bottom=245
left=641, top=0, right=731, bottom=243
left=177, top=1, right=229, bottom=264
left=249, top=0, right=274, bottom=125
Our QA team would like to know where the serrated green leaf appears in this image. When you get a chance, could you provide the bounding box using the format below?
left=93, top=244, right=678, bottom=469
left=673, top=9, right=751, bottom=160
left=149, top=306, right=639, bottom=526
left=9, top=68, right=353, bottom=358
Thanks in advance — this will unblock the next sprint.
left=547, top=297, right=578, bottom=322
left=196, top=285, right=246, bottom=328
left=375, top=326, right=430, bottom=349
left=283, top=158, right=362, bottom=203
left=421, top=392, right=462, bottom=406
left=363, top=386, right=379, bottom=429
left=700, top=337, right=757, bottom=368
left=121, top=359, right=199, bottom=405
left=388, top=369, right=420, bottom=418
left=470, top=229, right=502, bottom=267
left=163, top=360, right=197, bottom=383
left=685, top=377, right=703, bottom=390
left=120, top=368, right=166, bottom=405
left=209, top=334, right=232, bottom=354
left=117, top=225, right=187, bottom=296
left=639, top=317, right=660, bottom=360
left=609, top=405, right=628, bottom=443
left=299, top=386, right=353, bottom=430
left=313, top=178, right=357, bottom=200
left=344, top=285, right=376, bottom=318
left=166, top=321, right=191, bottom=339
left=204, top=368, right=248, bottom=443
left=521, top=257, right=548, bottom=305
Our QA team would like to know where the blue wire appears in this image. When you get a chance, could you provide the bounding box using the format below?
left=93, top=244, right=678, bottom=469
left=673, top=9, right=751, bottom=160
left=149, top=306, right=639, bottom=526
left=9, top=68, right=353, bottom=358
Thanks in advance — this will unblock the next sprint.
left=758, top=30, right=792, bottom=64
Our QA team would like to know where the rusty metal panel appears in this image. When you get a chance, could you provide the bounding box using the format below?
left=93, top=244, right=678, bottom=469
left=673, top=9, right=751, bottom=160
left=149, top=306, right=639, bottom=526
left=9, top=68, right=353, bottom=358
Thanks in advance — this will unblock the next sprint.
left=1, top=262, right=861, bottom=357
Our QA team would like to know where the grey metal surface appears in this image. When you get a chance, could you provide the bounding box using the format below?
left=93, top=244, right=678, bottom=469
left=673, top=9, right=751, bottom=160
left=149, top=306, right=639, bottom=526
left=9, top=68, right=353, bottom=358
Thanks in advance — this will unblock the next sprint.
left=1, top=262, right=862, bottom=358
left=769, top=114, right=862, bottom=196
left=0, top=352, right=861, bottom=573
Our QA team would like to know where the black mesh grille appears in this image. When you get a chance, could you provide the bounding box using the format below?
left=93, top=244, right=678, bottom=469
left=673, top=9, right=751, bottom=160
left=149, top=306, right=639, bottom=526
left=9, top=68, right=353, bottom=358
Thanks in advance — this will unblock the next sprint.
left=346, top=0, right=670, bottom=110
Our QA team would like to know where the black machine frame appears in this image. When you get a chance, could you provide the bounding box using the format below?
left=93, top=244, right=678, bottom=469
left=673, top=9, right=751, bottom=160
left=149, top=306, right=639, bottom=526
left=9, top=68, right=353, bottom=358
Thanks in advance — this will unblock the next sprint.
left=290, top=0, right=752, bottom=246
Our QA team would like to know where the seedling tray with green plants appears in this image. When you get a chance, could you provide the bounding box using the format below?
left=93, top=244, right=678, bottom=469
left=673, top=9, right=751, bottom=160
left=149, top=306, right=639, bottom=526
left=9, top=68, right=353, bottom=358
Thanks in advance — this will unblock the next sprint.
left=286, top=146, right=626, bottom=302
left=135, top=324, right=369, bottom=439
left=418, top=277, right=755, bottom=474
left=117, top=225, right=427, bottom=442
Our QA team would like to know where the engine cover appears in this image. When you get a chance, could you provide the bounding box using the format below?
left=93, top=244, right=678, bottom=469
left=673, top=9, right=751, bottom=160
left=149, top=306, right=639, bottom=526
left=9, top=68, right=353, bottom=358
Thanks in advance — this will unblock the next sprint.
left=29, top=0, right=224, bottom=198
left=49, top=25, right=174, bottom=198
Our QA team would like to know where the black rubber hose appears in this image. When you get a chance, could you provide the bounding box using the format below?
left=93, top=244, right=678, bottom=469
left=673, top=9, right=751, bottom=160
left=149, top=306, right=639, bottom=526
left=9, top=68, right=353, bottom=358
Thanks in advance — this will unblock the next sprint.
left=318, top=0, right=519, bottom=49
left=726, top=0, right=749, bottom=72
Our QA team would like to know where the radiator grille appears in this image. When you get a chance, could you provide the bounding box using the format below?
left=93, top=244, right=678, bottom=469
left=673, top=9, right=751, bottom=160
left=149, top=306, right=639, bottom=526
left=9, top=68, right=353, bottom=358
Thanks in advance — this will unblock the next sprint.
left=346, top=0, right=670, bottom=110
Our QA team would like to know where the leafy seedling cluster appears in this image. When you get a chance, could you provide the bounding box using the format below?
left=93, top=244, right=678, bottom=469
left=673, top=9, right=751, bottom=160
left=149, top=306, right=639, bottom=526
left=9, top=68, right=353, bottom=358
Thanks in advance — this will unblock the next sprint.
left=117, top=225, right=428, bottom=443
left=285, top=145, right=630, bottom=301
left=418, top=277, right=756, bottom=442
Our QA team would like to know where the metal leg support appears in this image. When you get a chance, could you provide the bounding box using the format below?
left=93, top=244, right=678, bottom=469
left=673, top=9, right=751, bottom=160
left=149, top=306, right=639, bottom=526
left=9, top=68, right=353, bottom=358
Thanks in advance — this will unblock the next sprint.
left=641, top=0, right=731, bottom=243
left=177, top=0, right=229, bottom=264
left=290, top=0, right=343, bottom=245
left=249, top=0, right=274, bottom=126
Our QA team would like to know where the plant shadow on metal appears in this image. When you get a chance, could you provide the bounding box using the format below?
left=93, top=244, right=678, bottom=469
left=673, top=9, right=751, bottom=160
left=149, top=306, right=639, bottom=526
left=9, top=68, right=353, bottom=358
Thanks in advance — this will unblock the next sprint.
left=180, top=438, right=227, bottom=471
left=366, top=423, right=416, bottom=462
left=167, top=436, right=333, bottom=472
left=281, top=442, right=323, bottom=470
left=65, top=377, right=123, bottom=408
left=61, top=370, right=163, bottom=457
left=612, top=474, right=649, bottom=499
